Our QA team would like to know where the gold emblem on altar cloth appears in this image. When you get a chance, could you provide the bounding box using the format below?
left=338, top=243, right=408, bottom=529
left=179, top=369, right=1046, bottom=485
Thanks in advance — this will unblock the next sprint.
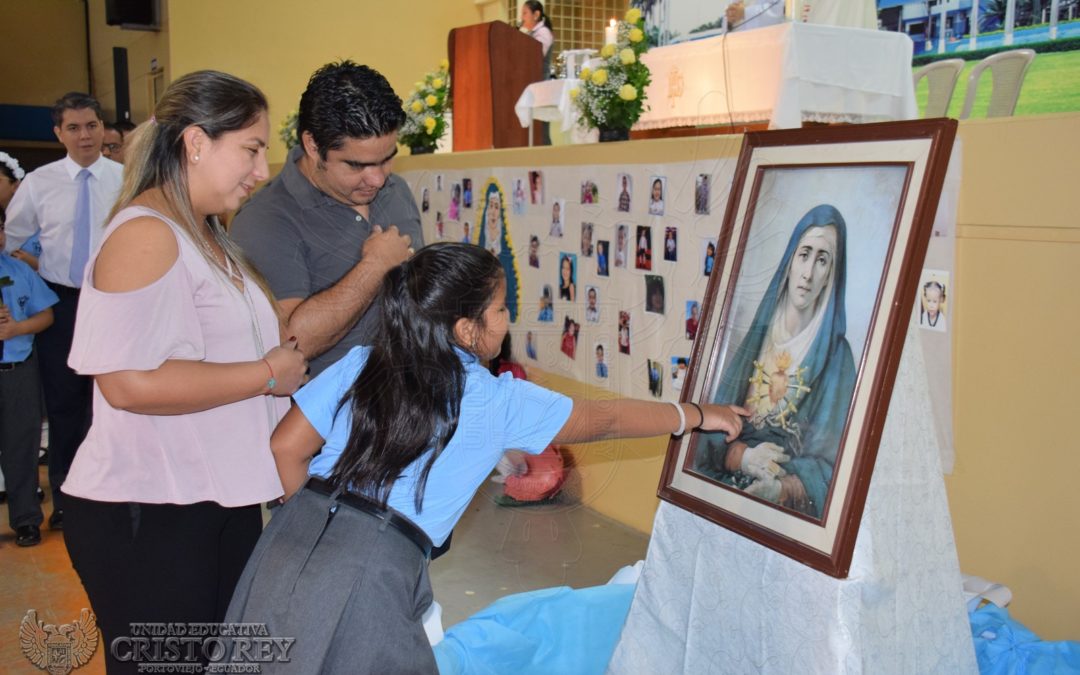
left=668, top=65, right=685, bottom=109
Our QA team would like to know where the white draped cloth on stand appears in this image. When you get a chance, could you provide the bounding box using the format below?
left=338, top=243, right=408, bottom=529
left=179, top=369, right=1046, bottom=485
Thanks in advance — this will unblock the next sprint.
left=608, top=327, right=977, bottom=675
left=513, top=79, right=598, bottom=144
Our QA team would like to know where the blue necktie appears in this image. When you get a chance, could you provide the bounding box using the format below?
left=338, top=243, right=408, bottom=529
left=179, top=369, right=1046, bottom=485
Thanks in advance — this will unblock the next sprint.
left=69, top=168, right=92, bottom=287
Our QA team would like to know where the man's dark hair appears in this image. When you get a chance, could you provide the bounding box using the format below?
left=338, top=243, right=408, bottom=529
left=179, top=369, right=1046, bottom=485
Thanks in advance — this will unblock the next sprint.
left=112, top=119, right=137, bottom=135
left=51, top=92, right=103, bottom=127
left=298, top=61, right=405, bottom=159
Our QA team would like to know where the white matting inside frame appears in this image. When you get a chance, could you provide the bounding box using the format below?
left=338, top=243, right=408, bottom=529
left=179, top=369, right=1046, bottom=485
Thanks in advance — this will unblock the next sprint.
left=607, top=327, right=977, bottom=674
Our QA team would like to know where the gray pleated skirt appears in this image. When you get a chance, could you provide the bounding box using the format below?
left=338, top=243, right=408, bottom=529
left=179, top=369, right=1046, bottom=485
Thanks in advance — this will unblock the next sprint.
left=224, top=483, right=436, bottom=674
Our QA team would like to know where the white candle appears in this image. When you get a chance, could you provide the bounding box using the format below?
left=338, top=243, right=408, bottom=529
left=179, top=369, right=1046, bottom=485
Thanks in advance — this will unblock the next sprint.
left=604, top=18, right=617, bottom=46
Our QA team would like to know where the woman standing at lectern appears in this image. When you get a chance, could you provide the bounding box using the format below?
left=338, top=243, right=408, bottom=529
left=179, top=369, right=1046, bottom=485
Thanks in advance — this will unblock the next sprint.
left=521, top=1, right=555, bottom=78
left=521, top=1, right=556, bottom=145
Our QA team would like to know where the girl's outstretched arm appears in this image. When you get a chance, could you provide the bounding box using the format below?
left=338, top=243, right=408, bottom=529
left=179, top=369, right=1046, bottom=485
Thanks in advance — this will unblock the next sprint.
left=271, top=406, right=325, bottom=500
left=553, top=399, right=747, bottom=445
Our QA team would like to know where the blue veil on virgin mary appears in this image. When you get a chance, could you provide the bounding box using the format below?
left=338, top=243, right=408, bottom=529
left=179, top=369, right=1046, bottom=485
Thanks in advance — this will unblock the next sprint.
left=694, top=204, right=857, bottom=519
left=477, top=181, right=520, bottom=322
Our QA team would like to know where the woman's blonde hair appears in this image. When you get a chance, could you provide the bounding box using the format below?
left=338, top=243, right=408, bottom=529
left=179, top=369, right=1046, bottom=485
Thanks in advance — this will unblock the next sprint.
left=110, top=70, right=277, bottom=309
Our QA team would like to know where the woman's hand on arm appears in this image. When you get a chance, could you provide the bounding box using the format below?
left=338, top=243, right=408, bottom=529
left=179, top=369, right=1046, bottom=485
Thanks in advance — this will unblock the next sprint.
left=270, top=406, right=324, bottom=501
left=95, top=346, right=308, bottom=415
left=552, top=398, right=748, bottom=445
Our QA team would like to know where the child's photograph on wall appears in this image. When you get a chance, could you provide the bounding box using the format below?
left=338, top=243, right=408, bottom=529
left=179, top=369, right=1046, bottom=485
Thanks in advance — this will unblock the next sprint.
left=561, top=316, right=580, bottom=359
left=663, top=226, right=678, bottom=262
left=615, top=225, right=629, bottom=269
left=550, top=199, right=565, bottom=237
left=636, top=226, right=652, bottom=271
left=695, top=173, right=710, bottom=215
left=596, top=240, right=610, bottom=277
left=580, top=222, right=594, bottom=257
left=616, top=173, right=632, bottom=213
left=618, top=311, right=631, bottom=355
left=645, top=275, right=665, bottom=315
left=648, top=176, right=666, bottom=216
left=917, top=269, right=949, bottom=333
left=529, top=170, right=544, bottom=204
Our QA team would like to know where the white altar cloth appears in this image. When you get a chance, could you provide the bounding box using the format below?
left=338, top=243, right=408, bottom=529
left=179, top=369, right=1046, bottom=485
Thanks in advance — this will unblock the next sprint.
left=514, top=22, right=918, bottom=138
left=638, top=22, right=918, bottom=130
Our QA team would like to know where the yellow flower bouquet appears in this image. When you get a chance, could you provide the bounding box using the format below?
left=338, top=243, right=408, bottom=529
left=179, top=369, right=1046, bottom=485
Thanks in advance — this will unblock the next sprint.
left=400, top=60, right=451, bottom=154
left=572, top=8, right=651, bottom=139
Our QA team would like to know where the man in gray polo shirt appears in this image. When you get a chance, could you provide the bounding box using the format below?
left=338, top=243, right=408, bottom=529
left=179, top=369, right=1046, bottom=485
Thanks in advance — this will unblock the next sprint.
left=233, top=61, right=422, bottom=376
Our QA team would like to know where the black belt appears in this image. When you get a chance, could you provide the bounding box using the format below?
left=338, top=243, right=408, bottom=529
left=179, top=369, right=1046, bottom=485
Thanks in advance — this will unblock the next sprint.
left=305, top=476, right=432, bottom=559
left=0, top=359, right=28, bottom=372
left=45, top=280, right=80, bottom=298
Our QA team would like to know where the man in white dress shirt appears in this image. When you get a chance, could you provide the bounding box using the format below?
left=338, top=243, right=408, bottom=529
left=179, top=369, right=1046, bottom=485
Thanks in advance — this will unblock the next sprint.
left=4, top=92, right=123, bottom=528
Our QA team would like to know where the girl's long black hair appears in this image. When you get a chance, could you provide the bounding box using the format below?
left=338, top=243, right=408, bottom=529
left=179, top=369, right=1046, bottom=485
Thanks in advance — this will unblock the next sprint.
left=329, top=243, right=504, bottom=511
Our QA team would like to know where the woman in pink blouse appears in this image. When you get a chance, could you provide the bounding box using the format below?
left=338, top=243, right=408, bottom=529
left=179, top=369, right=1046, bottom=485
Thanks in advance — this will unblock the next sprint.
left=62, top=71, right=307, bottom=674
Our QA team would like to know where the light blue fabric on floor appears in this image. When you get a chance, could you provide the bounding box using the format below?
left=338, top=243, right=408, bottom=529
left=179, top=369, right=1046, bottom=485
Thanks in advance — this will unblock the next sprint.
left=433, top=584, right=634, bottom=675
left=435, top=582, right=1079, bottom=675
left=970, top=604, right=1080, bottom=675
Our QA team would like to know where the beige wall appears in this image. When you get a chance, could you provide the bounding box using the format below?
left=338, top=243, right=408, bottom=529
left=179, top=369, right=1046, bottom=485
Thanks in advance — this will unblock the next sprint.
left=0, top=0, right=167, bottom=131
left=947, top=113, right=1080, bottom=642
left=87, top=0, right=170, bottom=125
left=395, top=115, right=1080, bottom=640
left=167, top=0, right=492, bottom=164
left=0, top=0, right=88, bottom=107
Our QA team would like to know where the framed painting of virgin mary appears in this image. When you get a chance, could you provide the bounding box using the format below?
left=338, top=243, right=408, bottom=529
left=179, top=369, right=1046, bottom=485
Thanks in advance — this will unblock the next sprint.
left=658, top=119, right=957, bottom=577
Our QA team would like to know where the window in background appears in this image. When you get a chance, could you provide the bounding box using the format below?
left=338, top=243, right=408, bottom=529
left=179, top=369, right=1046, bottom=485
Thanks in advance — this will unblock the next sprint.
left=508, top=0, right=630, bottom=55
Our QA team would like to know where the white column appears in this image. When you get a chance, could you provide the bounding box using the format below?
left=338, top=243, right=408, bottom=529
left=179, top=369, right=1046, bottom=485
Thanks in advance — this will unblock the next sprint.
left=1004, top=0, right=1016, bottom=46
left=1050, top=0, right=1061, bottom=39
left=938, top=0, right=949, bottom=54
left=969, top=0, right=980, bottom=50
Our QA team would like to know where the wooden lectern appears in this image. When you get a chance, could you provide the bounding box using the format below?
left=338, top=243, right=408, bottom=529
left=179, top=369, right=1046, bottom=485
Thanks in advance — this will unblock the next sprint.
left=449, top=21, right=542, bottom=151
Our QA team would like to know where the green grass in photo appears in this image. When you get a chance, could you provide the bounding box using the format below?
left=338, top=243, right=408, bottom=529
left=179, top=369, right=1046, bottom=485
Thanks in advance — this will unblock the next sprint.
left=914, top=49, right=1080, bottom=117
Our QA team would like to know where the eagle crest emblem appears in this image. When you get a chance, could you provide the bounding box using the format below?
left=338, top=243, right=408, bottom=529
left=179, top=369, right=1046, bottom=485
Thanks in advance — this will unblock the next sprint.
left=20, top=609, right=99, bottom=675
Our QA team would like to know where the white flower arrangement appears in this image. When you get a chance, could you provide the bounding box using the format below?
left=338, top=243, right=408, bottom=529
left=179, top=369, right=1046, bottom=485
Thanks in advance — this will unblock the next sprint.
left=571, top=8, right=652, bottom=133
left=400, top=60, right=451, bottom=153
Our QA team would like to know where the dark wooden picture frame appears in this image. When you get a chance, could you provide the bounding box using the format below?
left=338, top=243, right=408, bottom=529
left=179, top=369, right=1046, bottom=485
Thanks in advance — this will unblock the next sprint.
left=658, top=119, right=957, bottom=578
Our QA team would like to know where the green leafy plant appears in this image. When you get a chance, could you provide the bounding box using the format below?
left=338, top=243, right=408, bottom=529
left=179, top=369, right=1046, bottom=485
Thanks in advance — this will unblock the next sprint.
left=400, top=60, right=451, bottom=153
left=279, top=110, right=299, bottom=151
left=572, top=8, right=653, bottom=132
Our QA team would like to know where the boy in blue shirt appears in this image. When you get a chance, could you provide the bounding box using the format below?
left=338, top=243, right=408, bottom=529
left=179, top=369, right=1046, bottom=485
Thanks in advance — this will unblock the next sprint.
left=0, top=221, right=58, bottom=546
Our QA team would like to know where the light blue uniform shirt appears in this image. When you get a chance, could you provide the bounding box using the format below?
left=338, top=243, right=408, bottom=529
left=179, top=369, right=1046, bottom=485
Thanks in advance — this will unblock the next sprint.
left=19, top=233, right=43, bottom=258
left=0, top=252, right=58, bottom=363
left=296, top=346, right=573, bottom=545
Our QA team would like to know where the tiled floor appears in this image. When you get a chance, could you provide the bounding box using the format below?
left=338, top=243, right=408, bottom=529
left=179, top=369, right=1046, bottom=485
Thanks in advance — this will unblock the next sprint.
left=0, top=467, right=103, bottom=673
left=430, top=477, right=650, bottom=627
left=0, top=466, right=648, bottom=673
